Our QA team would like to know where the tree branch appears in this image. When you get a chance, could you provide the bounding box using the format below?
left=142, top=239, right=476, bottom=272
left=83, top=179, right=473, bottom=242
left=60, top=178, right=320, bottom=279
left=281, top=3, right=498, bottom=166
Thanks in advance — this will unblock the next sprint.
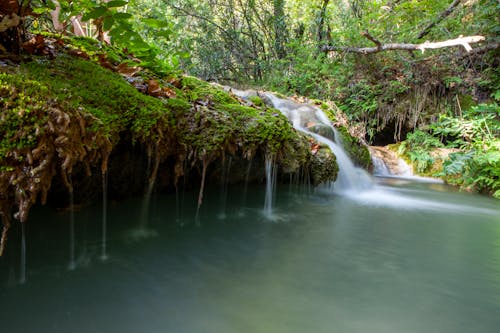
left=417, top=0, right=462, bottom=40
left=323, top=35, right=485, bottom=54
left=361, top=30, right=382, bottom=48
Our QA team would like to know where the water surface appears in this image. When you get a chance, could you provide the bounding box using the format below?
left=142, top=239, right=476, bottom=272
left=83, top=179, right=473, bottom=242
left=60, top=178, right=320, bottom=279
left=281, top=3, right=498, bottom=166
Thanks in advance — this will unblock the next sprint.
left=1, top=179, right=499, bottom=333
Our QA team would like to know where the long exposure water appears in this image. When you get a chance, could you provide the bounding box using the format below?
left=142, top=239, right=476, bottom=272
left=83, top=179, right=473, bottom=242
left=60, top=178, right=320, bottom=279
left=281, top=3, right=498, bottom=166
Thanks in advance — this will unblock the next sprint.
left=0, top=178, right=499, bottom=333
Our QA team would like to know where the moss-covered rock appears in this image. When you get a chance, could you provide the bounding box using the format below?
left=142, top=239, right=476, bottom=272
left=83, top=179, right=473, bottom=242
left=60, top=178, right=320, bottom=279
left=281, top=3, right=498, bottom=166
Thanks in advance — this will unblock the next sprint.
left=310, top=145, right=338, bottom=186
left=336, top=126, right=372, bottom=170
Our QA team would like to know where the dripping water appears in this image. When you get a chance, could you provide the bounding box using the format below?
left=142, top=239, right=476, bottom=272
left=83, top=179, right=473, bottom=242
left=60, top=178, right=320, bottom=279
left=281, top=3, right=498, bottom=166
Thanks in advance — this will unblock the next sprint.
left=19, top=222, right=26, bottom=284
left=68, top=185, right=76, bottom=271
left=238, top=159, right=253, bottom=217
left=218, top=156, right=232, bottom=219
left=264, top=154, right=277, bottom=218
left=100, top=171, right=109, bottom=261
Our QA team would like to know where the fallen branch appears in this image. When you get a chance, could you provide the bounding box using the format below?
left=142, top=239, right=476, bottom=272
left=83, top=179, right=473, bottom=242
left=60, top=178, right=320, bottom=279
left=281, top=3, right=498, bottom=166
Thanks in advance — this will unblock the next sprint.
left=323, top=35, right=485, bottom=54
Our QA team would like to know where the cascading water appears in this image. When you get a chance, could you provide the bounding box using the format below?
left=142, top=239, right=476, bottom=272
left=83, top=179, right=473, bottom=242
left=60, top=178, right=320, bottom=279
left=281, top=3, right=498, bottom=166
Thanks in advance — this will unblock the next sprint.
left=371, top=154, right=391, bottom=176
left=262, top=92, right=372, bottom=193
left=264, top=154, right=277, bottom=218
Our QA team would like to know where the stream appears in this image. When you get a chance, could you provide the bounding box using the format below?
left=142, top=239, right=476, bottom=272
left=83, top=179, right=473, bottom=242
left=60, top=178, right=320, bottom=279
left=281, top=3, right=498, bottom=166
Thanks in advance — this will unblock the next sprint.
left=0, top=178, right=499, bottom=333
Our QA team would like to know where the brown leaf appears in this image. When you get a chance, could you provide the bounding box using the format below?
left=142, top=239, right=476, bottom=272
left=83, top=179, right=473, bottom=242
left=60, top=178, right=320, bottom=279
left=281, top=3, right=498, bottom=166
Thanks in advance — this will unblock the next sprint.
left=68, top=49, right=90, bottom=59
left=167, top=77, right=182, bottom=88
left=21, top=35, right=45, bottom=54
left=98, top=54, right=113, bottom=70
left=147, top=80, right=162, bottom=97
left=117, top=62, right=142, bottom=77
left=163, top=87, right=177, bottom=98
left=311, top=143, right=320, bottom=155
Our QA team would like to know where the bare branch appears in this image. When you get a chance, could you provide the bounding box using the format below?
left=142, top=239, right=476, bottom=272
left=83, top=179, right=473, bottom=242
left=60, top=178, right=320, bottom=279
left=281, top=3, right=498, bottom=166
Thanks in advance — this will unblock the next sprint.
left=417, top=0, right=462, bottom=40
left=323, top=35, right=485, bottom=54
left=361, top=30, right=382, bottom=48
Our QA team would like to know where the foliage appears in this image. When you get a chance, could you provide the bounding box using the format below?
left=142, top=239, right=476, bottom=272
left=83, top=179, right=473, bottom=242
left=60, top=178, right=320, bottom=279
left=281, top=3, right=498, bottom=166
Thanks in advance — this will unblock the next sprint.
left=398, top=103, right=500, bottom=197
left=434, top=103, right=500, bottom=197
left=398, top=130, right=444, bottom=174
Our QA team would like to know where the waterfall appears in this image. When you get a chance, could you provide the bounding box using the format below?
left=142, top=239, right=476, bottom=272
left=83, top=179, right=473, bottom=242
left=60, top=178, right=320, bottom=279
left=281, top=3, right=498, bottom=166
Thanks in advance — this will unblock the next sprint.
left=263, top=93, right=372, bottom=193
left=100, top=171, right=109, bottom=261
left=368, top=146, right=414, bottom=177
left=371, top=155, right=391, bottom=176
left=264, top=154, right=277, bottom=218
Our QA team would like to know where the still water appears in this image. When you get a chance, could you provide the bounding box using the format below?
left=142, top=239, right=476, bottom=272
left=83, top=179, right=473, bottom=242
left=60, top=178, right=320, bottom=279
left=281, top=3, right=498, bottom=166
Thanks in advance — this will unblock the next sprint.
left=1, top=178, right=499, bottom=333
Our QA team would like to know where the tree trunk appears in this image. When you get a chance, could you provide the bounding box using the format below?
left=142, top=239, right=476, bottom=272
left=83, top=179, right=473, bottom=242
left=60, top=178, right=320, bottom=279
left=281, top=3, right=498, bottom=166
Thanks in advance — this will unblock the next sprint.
left=273, top=0, right=286, bottom=59
left=0, top=0, right=22, bottom=54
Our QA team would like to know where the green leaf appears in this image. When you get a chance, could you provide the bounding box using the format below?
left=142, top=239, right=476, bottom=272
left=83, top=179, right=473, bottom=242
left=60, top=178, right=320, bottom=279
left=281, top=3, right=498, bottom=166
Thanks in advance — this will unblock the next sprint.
left=103, top=17, right=115, bottom=31
left=82, top=7, right=108, bottom=21
left=106, top=1, right=128, bottom=8
left=113, top=12, right=133, bottom=20
left=142, top=18, right=171, bottom=29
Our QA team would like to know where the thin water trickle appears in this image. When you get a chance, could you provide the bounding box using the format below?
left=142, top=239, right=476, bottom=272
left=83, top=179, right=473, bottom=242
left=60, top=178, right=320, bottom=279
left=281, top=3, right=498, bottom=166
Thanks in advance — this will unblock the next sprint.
left=218, top=157, right=232, bottom=220
left=19, top=223, right=26, bottom=284
left=100, top=171, right=109, bottom=261
left=240, top=159, right=253, bottom=207
left=68, top=184, right=76, bottom=271
left=264, top=154, right=277, bottom=218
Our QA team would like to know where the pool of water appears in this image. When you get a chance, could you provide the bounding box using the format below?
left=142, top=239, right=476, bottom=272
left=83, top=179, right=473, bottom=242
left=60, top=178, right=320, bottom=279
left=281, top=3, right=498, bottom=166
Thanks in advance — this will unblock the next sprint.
left=1, top=178, right=499, bottom=333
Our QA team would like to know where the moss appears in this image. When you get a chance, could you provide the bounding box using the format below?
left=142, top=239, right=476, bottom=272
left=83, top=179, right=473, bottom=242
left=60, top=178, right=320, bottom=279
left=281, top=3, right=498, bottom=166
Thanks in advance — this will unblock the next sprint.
left=181, top=76, right=239, bottom=105
left=336, top=126, right=372, bottom=169
left=248, top=95, right=264, bottom=106
left=310, top=145, right=338, bottom=186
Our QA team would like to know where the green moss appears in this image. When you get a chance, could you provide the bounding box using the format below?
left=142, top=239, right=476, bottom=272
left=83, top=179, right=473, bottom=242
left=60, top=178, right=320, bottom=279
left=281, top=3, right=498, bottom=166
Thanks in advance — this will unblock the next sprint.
left=310, top=145, right=338, bottom=185
left=337, top=126, right=372, bottom=169
left=0, top=55, right=174, bottom=170
left=248, top=95, right=264, bottom=106
left=181, top=76, right=238, bottom=105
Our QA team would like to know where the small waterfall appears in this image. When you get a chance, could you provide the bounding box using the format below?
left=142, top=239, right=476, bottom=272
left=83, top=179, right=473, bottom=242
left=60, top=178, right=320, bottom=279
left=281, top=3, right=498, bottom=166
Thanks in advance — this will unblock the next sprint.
left=263, top=93, right=371, bottom=193
left=19, top=222, right=26, bottom=284
left=369, top=146, right=414, bottom=177
left=264, top=154, right=277, bottom=218
left=371, top=155, right=391, bottom=176
left=100, top=171, right=109, bottom=261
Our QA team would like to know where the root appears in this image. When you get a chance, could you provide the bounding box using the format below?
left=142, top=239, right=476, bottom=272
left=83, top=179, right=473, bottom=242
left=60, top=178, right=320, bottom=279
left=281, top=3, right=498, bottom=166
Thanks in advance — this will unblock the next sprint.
left=0, top=207, right=11, bottom=257
left=197, top=157, right=209, bottom=209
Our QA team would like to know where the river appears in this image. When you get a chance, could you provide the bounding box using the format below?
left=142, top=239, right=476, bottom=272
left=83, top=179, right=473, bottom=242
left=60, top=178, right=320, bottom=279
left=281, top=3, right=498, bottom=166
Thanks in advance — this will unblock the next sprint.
left=0, top=177, right=499, bottom=333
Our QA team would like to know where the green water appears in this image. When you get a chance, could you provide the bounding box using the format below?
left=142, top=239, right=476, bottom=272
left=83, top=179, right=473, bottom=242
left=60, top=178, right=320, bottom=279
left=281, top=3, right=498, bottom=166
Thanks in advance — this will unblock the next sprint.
left=0, top=178, right=499, bottom=333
